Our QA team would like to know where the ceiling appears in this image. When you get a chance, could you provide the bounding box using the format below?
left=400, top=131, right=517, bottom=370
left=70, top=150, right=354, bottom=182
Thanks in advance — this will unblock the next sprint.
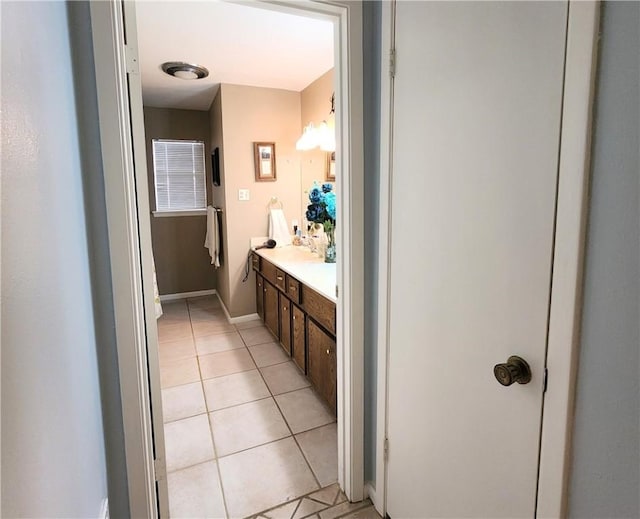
left=135, top=1, right=334, bottom=111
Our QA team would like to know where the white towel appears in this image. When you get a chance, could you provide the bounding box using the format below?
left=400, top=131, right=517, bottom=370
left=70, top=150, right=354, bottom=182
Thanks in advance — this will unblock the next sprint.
left=152, top=254, right=163, bottom=319
left=268, top=208, right=292, bottom=247
left=204, top=206, right=221, bottom=268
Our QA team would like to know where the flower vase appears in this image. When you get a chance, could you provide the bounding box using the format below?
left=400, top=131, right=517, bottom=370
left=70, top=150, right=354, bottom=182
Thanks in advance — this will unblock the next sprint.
left=325, top=226, right=336, bottom=263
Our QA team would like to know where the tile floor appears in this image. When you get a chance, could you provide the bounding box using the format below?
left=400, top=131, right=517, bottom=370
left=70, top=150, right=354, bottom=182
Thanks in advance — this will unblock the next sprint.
left=158, top=295, right=380, bottom=519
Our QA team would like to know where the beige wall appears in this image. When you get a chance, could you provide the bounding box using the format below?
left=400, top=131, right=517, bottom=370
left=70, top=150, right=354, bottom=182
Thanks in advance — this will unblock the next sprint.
left=300, top=68, right=336, bottom=222
left=218, top=84, right=302, bottom=317
left=143, top=107, right=216, bottom=295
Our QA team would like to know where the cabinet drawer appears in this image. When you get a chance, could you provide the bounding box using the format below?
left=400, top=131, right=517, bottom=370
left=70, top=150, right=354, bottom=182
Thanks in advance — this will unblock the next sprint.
left=251, top=253, right=261, bottom=271
left=302, top=286, right=336, bottom=336
left=261, top=260, right=277, bottom=285
left=286, top=275, right=301, bottom=304
left=275, top=268, right=286, bottom=291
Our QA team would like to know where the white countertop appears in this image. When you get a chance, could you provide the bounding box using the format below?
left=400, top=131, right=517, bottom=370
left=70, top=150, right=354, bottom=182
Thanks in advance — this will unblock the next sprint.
left=253, top=245, right=337, bottom=303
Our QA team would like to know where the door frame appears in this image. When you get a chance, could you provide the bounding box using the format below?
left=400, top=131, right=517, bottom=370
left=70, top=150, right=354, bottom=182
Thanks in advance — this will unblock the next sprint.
left=375, top=1, right=600, bottom=516
left=89, top=0, right=364, bottom=517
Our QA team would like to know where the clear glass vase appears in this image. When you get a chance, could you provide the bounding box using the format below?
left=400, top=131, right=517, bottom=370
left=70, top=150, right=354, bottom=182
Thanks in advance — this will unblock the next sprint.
left=324, top=225, right=336, bottom=263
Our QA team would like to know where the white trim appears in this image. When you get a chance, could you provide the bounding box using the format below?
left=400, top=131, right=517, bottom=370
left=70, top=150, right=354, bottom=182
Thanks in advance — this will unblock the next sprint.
left=229, top=313, right=261, bottom=325
left=122, top=1, right=171, bottom=514
left=374, top=0, right=395, bottom=515
left=99, top=498, right=109, bottom=519
left=537, top=2, right=600, bottom=517
left=159, top=289, right=217, bottom=302
left=376, top=1, right=599, bottom=516
left=214, top=291, right=260, bottom=324
left=152, top=210, right=206, bottom=218
left=89, top=2, right=158, bottom=517
left=364, top=482, right=381, bottom=513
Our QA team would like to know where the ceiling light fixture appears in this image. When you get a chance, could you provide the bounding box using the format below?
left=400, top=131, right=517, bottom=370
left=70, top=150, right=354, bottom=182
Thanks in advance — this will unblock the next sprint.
left=161, top=62, right=209, bottom=80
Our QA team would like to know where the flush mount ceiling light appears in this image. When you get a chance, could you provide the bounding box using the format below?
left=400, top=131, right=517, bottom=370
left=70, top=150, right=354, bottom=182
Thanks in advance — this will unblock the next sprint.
left=161, top=61, right=209, bottom=80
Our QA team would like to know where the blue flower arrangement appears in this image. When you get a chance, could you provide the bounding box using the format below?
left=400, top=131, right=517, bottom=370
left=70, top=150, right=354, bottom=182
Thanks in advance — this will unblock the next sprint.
left=305, top=182, right=336, bottom=232
left=306, top=182, right=337, bottom=262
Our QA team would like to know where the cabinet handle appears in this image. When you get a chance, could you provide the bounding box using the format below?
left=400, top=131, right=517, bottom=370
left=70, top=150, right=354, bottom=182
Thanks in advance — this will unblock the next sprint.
left=326, top=349, right=330, bottom=355
left=277, top=276, right=284, bottom=281
left=283, top=306, right=287, bottom=311
left=290, top=285, right=297, bottom=291
left=264, top=288, right=267, bottom=293
left=293, top=315, right=296, bottom=320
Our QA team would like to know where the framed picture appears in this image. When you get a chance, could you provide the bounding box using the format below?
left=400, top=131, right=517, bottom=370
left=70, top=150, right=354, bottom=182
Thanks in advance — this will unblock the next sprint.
left=253, top=142, right=276, bottom=182
left=211, top=147, right=221, bottom=186
left=325, top=151, right=336, bottom=181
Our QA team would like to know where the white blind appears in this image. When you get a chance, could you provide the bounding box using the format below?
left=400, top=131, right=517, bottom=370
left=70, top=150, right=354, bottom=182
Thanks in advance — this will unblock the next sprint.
left=152, top=139, right=206, bottom=212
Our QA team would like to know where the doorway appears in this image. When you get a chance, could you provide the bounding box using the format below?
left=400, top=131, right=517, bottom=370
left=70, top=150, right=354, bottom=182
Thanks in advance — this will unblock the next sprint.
left=89, top=1, right=365, bottom=517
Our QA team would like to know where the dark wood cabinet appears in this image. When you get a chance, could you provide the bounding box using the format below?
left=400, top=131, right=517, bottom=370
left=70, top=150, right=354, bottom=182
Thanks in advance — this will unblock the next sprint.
left=287, top=276, right=301, bottom=304
left=253, top=252, right=336, bottom=415
left=255, top=274, right=264, bottom=321
left=275, top=268, right=286, bottom=291
left=307, top=319, right=337, bottom=415
left=279, top=293, right=291, bottom=355
left=251, top=252, right=261, bottom=272
left=292, top=305, right=306, bottom=372
left=301, top=286, right=336, bottom=335
left=263, top=280, right=279, bottom=340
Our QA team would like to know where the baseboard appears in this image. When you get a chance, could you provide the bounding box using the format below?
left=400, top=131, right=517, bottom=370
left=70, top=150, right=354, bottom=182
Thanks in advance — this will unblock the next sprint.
left=159, top=289, right=216, bottom=302
left=215, top=292, right=261, bottom=324
left=230, top=313, right=261, bottom=324
left=365, top=481, right=382, bottom=515
left=99, top=498, right=109, bottom=519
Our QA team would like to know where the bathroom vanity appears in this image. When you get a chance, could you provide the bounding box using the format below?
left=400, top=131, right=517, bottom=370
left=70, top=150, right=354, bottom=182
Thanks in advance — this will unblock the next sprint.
left=252, top=247, right=337, bottom=415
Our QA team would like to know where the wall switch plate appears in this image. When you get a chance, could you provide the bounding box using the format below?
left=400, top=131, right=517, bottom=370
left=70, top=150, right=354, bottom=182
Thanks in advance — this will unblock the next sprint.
left=238, top=189, right=250, bottom=201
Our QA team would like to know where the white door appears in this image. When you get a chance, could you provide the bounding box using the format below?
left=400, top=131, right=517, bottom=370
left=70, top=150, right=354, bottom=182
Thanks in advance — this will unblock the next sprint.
left=122, top=2, right=170, bottom=516
left=386, top=2, right=568, bottom=517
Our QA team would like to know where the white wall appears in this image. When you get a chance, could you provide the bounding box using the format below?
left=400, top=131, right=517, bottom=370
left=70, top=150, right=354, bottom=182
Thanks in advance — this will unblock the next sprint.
left=568, top=2, right=640, bottom=517
left=1, top=1, right=108, bottom=516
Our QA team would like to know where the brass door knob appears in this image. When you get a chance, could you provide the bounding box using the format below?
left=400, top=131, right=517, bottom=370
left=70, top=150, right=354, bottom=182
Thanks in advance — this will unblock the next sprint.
left=494, top=356, right=532, bottom=386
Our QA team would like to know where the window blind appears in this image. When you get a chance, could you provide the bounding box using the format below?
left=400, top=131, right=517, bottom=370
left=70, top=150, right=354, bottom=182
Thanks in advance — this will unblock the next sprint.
left=152, top=139, right=206, bottom=212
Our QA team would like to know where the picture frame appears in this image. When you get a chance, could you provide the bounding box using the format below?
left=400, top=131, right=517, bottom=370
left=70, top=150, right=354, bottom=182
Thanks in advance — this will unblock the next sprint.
left=253, top=142, right=276, bottom=182
left=325, top=151, right=336, bottom=181
left=211, top=147, right=221, bottom=186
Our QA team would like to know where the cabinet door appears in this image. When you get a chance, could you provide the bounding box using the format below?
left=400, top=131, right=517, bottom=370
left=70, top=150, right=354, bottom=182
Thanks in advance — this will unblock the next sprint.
left=263, top=280, right=279, bottom=340
left=279, top=293, right=291, bottom=355
left=292, top=306, right=306, bottom=372
left=256, top=273, right=264, bottom=321
left=307, top=319, right=337, bottom=415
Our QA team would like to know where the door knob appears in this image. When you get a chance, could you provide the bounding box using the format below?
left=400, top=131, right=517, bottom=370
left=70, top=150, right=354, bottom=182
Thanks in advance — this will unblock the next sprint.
left=494, top=356, right=532, bottom=386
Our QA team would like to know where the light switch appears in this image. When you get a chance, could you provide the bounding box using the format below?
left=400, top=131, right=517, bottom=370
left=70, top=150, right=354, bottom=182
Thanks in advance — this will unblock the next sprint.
left=238, top=189, right=250, bottom=201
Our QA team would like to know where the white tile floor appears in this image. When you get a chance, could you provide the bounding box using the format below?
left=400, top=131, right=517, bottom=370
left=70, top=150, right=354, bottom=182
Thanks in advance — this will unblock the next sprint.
left=158, top=296, right=379, bottom=519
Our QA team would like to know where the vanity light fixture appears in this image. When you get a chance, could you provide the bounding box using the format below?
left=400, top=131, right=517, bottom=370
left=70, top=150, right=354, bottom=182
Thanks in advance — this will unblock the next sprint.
left=161, top=61, right=209, bottom=80
left=295, top=93, right=336, bottom=152
left=296, top=123, right=318, bottom=151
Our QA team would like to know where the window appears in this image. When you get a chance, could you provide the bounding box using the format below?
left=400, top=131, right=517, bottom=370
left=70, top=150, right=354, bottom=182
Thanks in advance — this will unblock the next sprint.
left=152, top=139, right=206, bottom=213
